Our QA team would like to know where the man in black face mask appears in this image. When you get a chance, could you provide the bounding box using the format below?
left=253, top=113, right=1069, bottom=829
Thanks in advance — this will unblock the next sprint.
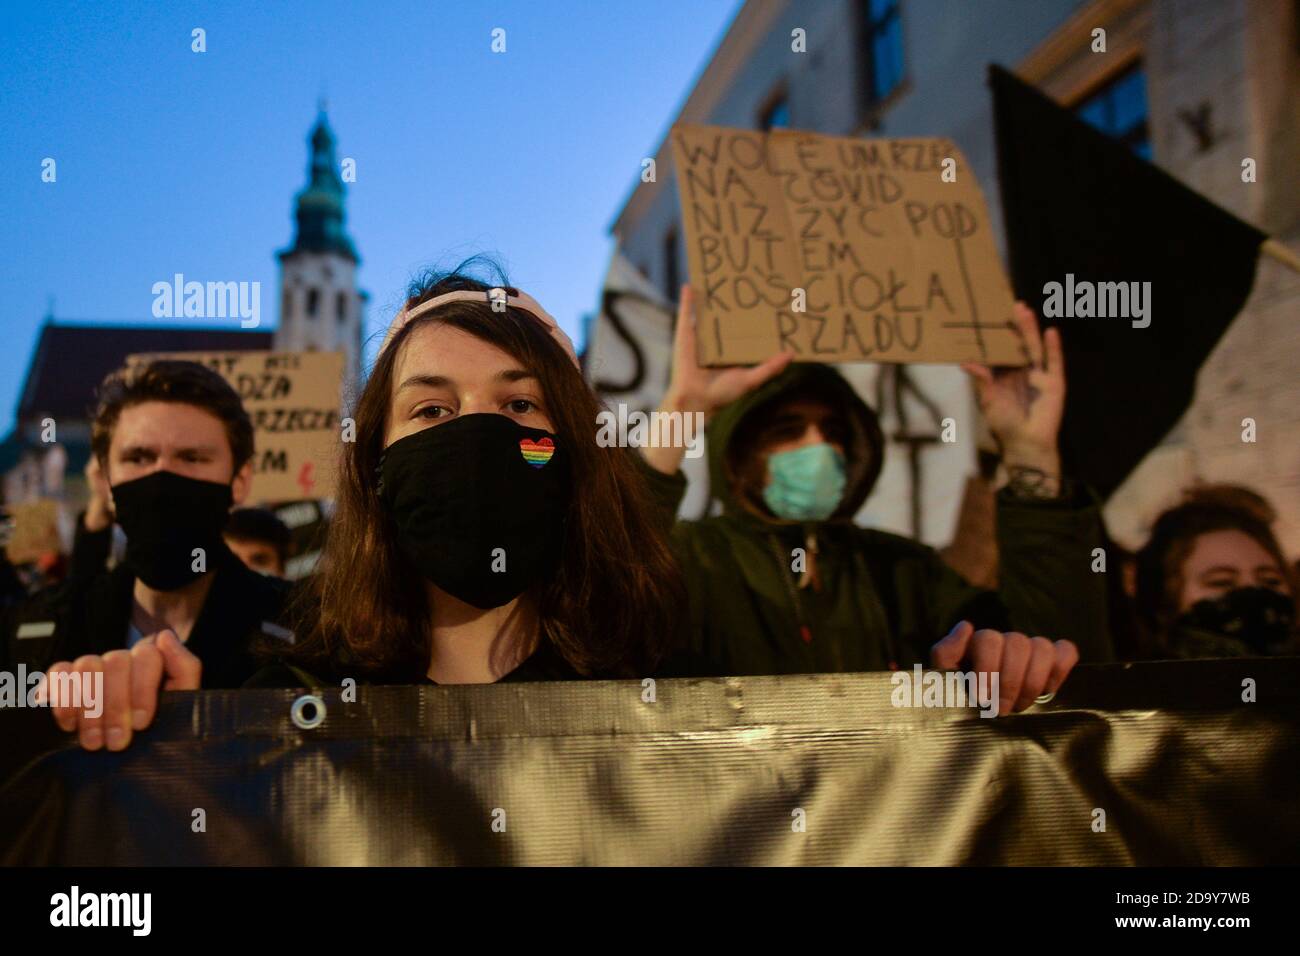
left=2, top=361, right=292, bottom=720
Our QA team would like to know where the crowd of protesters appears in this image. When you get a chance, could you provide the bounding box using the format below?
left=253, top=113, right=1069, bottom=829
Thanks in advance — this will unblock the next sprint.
left=1, top=259, right=1294, bottom=752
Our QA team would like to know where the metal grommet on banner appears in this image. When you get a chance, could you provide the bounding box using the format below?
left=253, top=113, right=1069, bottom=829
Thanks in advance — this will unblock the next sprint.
left=290, top=694, right=326, bottom=730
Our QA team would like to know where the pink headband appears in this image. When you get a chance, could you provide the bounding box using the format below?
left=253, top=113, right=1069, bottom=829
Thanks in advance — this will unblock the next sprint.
left=379, top=287, right=580, bottom=369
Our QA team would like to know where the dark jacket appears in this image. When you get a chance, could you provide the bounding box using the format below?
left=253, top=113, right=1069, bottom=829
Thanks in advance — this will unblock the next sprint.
left=1, top=541, right=292, bottom=689
left=243, top=618, right=720, bottom=688
left=643, top=363, right=1113, bottom=676
left=243, top=638, right=586, bottom=688
left=1139, top=620, right=1300, bottom=661
left=67, top=512, right=114, bottom=582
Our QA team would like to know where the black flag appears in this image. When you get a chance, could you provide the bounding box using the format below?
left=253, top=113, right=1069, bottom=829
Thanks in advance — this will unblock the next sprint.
left=989, top=64, right=1265, bottom=498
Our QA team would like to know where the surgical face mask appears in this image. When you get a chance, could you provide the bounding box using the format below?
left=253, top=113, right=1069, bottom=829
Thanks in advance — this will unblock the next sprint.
left=379, top=413, right=570, bottom=610
left=762, top=442, right=847, bottom=522
left=111, top=471, right=233, bottom=591
left=1176, top=586, right=1296, bottom=655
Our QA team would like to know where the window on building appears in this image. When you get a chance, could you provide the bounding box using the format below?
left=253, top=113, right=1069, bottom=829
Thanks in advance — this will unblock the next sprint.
left=337, top=291, right=348, bottom=323
left=664, top=227, right=680, bottom=301
left=760, top=95, right=790, bottom=130
left=1073, top=62, right=1151, bottom=160
left=281, top=290, right=292, bottom=323
left=306, top=288, right=319, bottom=318
left=863, top=0, right=904, bottom=108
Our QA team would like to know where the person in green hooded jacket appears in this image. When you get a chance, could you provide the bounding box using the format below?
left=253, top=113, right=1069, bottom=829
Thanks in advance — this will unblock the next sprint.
left=639, top=287, right=1112, bottom=714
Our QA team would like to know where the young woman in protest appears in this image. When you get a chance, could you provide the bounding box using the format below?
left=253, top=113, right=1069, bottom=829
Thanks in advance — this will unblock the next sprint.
left=49, top=261, right=689, bottom=748
left=264, top=262, right=687, bottom=685
left=1132, top=489, right=1298, bottom=658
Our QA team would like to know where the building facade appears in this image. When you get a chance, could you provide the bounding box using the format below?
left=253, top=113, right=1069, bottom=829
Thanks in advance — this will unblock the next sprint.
left=590, top=0, right=1300, bottom=556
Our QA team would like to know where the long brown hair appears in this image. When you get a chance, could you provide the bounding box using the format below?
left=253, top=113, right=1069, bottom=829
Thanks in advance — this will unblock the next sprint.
left=285, top=263, right=684, bottom=680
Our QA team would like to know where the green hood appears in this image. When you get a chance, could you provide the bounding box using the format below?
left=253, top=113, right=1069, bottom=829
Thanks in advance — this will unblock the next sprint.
left=705, top=363, right=885, bottom=522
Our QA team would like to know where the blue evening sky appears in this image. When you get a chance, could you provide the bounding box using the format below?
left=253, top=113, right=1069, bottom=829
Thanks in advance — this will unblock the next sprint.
left=0, top=0, right=742, bottom=435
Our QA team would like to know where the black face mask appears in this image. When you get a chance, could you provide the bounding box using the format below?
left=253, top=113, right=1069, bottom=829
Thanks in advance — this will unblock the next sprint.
left=380, top=413, right=570, bottom=610
left=1176, top=586, right=1296, bottom=655
left=111, top=471, right=234, bottom=591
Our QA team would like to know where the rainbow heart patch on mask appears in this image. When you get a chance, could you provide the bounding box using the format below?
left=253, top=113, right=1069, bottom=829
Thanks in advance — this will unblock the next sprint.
left=519, top=437, right=556, bottom=468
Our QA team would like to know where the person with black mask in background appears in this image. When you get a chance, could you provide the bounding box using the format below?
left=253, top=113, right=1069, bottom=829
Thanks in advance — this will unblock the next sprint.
left=1133, top=493, right=1298, bottom=658
left=3, top=360, right=292, bottom=748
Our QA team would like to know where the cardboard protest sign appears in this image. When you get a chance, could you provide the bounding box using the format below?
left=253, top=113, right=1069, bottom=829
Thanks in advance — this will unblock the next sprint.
left=670, top=123, right=1031, bottom=366
left=3, top=499, right=62, bottom=564
left=126, top=350, right=344, bottom=502
left=272, top=498, right=327, bottom=581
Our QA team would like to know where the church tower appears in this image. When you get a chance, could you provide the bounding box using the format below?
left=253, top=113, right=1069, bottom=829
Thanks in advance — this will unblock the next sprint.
left=275, top=106, right=365, bottom=383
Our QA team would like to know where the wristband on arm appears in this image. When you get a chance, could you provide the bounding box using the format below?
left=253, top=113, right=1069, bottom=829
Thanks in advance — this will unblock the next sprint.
left=1003, top=465, right=1073, bottom=502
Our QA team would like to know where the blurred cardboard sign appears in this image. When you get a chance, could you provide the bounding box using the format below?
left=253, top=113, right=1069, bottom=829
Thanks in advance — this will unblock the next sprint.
left=272, top=499, right=327, bottom=581
left=126, top=350, right=343, bottom=503
left=670, top=123, right=1030, bottom=367
left=5, top=499, right=61, bottom=564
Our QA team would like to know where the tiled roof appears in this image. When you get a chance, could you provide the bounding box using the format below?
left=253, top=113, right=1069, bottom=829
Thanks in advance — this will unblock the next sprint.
left=16, top=323, right=274, bottom=422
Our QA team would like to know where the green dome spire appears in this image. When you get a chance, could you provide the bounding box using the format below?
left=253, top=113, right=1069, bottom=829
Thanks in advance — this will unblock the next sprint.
left=281, top=108, right=359, bottom=262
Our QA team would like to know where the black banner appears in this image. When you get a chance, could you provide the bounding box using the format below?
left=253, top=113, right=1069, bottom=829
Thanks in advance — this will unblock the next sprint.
left=2, top=658, right=1297, bottom=865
